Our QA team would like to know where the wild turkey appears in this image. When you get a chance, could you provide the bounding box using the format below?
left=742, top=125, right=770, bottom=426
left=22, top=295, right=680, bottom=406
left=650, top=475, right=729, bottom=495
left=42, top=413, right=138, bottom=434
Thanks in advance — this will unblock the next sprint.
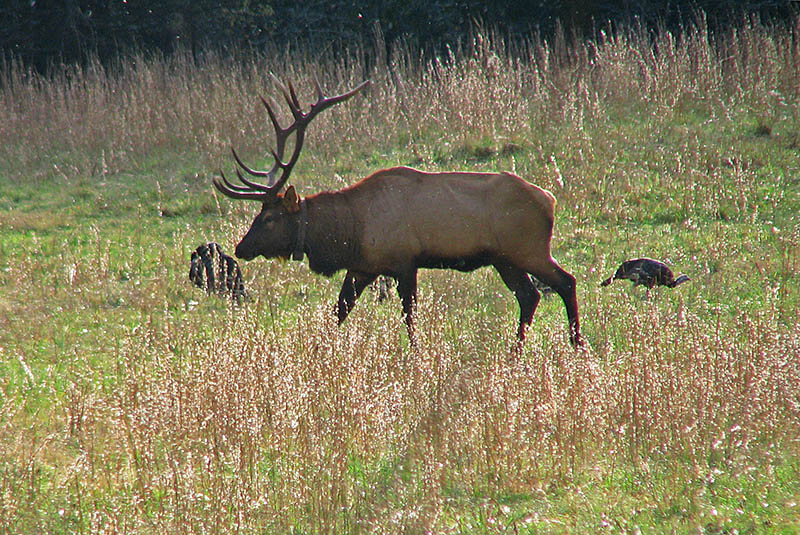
left=600, top=258, right=689, bottom=294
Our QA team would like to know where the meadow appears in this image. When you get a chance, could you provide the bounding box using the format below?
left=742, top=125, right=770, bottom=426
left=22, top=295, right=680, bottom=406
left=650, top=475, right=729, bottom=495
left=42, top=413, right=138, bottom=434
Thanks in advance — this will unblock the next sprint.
left=1, top=15, right=799, bottom=534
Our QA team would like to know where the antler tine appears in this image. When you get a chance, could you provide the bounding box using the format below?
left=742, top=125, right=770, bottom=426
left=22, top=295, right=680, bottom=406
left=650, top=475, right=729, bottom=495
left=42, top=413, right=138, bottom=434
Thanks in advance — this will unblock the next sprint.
left=306, top=79, right=371, bottom=122
left=260, top=96, right=283, bottom=134
left=287, top=81, right=302, bottom=114
left=269, top=147, right=287, bottom=166
left=270, top=73, right=302, bottom=120
left=218, top=169, right=255, bottom=192
left=281, top=86, right=303, bottom=121
left=213, top=170, right=269, bottom=201
left=231, top=147, right=274, bottom=180
left=259, top=95, right=295, bottom=179
left=268, top=72, right=286, bottom=94
left=235, top=167, right=278, bottom=193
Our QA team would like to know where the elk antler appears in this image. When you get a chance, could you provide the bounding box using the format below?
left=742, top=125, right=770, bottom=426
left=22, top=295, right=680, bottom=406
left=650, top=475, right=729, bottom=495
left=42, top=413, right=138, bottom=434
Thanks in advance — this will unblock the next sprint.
left=213, top=78, right=370, bottom=201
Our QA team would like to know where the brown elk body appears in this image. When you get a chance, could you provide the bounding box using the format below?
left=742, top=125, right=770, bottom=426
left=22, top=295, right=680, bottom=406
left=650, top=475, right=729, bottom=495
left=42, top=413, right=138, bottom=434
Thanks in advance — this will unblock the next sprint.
left=214, top=80, right=581, bottom=347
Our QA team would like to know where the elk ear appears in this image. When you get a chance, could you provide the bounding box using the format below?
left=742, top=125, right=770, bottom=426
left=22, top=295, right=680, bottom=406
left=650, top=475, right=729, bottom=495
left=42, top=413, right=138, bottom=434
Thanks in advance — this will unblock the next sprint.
left=282, top=185, right=301, bottom=213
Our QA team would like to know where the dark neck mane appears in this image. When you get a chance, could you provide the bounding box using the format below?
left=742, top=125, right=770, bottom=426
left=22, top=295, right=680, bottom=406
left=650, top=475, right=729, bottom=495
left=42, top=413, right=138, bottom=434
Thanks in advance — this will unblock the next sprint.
left=302, top=191, right=360, bottom=277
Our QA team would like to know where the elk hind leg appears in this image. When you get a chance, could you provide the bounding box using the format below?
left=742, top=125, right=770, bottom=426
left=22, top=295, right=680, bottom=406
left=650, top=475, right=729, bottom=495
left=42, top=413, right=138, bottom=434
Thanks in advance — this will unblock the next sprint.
left=495, top=262, right=541, bottom=341
left=526, top=258, right=582, bottom=347
left=336, top=271, right=377, bottom=324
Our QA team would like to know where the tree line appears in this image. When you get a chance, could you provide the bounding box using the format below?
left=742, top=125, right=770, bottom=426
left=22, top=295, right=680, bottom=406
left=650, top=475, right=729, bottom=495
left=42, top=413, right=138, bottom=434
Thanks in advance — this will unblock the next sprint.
left=1, top=0, right=796, bottom=73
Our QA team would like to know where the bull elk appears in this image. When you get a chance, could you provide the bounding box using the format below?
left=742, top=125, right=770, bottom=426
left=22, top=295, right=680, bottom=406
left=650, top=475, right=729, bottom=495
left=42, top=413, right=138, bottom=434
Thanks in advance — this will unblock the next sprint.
left=213, top=79, right=582, bottom=347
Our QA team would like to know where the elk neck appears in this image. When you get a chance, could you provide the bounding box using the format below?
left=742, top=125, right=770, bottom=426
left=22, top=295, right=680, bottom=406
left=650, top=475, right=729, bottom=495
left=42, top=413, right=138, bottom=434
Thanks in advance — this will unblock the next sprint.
left=292, top=199, right=308, bottom=261
left=301, top=191, right=361, bottom=277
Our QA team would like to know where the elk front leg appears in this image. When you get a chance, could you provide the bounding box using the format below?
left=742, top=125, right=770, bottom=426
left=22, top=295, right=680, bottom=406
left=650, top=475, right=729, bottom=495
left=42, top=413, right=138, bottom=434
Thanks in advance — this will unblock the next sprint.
left=336, top=270, right=377, bottom=324
left=395, top=269, right=418, bottom=346
left=494, top=262, right=540, bottom=342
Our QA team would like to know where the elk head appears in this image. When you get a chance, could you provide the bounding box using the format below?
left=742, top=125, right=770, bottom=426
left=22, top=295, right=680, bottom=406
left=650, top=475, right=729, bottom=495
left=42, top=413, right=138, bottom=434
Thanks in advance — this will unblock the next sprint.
left=213, top=78, right=369, bottom=261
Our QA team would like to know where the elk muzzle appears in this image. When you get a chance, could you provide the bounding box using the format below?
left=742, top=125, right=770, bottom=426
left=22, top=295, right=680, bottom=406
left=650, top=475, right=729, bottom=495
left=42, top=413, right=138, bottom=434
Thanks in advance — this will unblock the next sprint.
left=234, top=237, right=258, bottom=261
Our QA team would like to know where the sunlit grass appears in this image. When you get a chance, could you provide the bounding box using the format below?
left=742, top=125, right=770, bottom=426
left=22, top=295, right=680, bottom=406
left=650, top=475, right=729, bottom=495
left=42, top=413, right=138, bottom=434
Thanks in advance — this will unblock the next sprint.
left=1, top=14, right=799, bottom=534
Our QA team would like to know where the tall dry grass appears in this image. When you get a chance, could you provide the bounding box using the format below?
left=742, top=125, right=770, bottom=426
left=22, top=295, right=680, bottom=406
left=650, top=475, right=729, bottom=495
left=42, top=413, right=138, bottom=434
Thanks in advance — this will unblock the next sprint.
left=7, top=288, right=794, bottom=532
left=2, top=15, right=798, bottom=192
left=1, top=13, right=799, bottom=534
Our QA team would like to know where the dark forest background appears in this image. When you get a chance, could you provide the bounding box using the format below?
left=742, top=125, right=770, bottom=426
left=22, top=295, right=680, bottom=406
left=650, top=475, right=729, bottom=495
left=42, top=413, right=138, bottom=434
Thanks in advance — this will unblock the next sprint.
left=1, top=0, right=798, bottom=73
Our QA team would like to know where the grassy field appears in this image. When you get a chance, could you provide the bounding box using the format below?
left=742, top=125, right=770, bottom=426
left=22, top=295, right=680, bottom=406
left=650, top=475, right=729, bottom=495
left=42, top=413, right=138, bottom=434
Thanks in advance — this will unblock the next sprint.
left=1, top=16, right=799, bottom=534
